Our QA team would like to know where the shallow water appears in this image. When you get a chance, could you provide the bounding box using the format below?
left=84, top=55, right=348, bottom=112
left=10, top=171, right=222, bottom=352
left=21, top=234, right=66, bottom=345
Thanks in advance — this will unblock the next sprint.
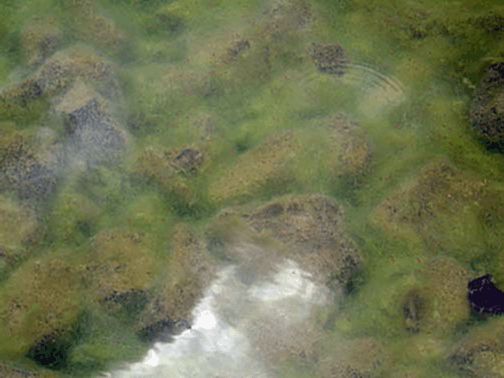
left=109, top=258, right=329, bottom=377
left=1, top=0, right=504, bottom=377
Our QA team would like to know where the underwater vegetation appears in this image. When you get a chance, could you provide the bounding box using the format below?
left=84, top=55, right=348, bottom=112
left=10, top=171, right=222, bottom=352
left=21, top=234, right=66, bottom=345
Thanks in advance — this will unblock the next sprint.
left=1, top=0, right=504, bottom=376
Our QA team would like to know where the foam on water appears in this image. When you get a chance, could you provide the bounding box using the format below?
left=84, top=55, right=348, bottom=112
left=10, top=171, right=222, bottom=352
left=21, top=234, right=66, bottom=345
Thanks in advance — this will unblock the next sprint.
left=105, top=259, right=330, bottom=378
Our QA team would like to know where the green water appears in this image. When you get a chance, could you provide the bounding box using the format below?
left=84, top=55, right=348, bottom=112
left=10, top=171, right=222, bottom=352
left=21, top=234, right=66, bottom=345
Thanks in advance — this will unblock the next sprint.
left=1, top=0, right=504, bottom=376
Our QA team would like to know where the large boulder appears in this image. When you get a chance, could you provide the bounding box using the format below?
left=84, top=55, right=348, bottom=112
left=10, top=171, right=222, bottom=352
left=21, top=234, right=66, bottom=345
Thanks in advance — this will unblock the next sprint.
left=470, top=62, right=504, bottom=149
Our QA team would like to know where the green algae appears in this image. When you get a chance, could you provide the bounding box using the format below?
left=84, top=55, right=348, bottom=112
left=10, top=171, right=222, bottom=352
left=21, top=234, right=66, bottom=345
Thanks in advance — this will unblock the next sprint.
left=1, top=0, right=504, bottom=376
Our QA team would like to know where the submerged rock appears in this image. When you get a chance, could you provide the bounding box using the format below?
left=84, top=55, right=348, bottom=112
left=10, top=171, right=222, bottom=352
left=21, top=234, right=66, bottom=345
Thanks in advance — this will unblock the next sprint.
left=318, top=337, right=389, bottom=378
left=0, top=196, right=38, bottom=273
left=470, top=62, right=504, bottom=149
left=86, top=230, right=157, bottom=305
left=308, top=42, right=349, bottom=76
left=450, top=317, right=504, bottom=377
left=324, top=114, right=371, bottom=178
left=468, top=274, right=504, bottom=315
left=247, top=194, right=362, bottom=288
left=0, top=46, right=120, bottom=109
left=136, top=224, right=213, bottom=342
left=208, top=132, right=301, bottom=204
left=401, top=257, right=470, bottom=335
left=21, top=18, right=62, bottom=66
left=371, top=160, right=487, bottom=254
left=55, top=80, right=127, bottom=166
left=210, top=194, right=362, bottom=291
left=0, top=253, right=82, bottom=363
left=0, top=131, right=62, bottom=202
left=222, top=39, right=251, bottom=63
left=171, top=148, right=204, bottom=175
left=34, top=46, right=119, bottom=99
left=0, top=363, right=41, bottom=377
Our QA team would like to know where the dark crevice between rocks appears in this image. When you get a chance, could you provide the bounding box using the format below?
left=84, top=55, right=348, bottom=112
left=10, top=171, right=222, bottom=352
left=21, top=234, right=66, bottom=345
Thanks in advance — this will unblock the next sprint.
left=26, top=329, right=76, bottom=370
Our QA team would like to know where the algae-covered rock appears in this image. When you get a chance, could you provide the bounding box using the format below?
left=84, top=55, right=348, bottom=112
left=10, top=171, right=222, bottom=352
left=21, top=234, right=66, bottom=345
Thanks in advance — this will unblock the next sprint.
left=371, top=160, right=487, bottom=255
left=21, top=18, right=62, bottom=66
left=402, top=257, right=470, bottom=335
left=246, top=194, right=361, bottom=288
left=48, top=189, right=100, bottom=244
left=0, top=45, right=119, bottom=115
left=63, top=0, right=126, bottom=53
left=0, top=130, right=61, bottom=202
left=0, top=196, right=38, bottom=274
left=470, top=62, right=504, bottom=149
left=171, top=148, right=204, bottom=175
left=85, top=230, right=158, bottom=306
left=318, top=337, right=389, bottom=378
left=34, top=46, right=120, bottom=99
left=208, top=131, right=301, bottom=204
left=134, top=145, right=204, bottom=213
left=137, top=224, right=213, bottom=341
left=55, top=80, right=127, bottom=165
left=308, top=42, right=349, bottom=76
left=210, top=194, right=362, bottom=290
left=323, top=114, right=371, bottom=178
left=0, top=253, right=82, bottom=363
left=450, top=317, right=504, bottom=377
left=0, top=363, right=53, bottom=377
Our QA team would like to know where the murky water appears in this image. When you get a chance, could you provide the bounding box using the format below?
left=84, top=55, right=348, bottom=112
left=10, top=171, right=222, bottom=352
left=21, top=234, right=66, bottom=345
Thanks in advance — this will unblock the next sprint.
left=1, top=0, right=504, bottom=377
